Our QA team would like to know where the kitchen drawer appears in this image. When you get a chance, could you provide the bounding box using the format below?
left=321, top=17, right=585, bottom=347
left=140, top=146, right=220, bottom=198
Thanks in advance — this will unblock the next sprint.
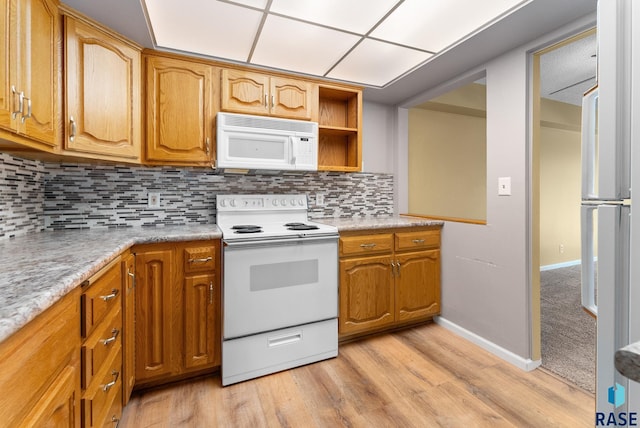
left=184, top=245, right=216, bottom=274
left=339, top=234, right=393, bottom=257
left=102, top=386, right=122, bottom=427
left=82, top=343, right=122, bottom=428
left=81, top=304, right=122, bottom=389
left=394, top=230, right=440, bottom=251
left=82, top=259, right=122, bottom=338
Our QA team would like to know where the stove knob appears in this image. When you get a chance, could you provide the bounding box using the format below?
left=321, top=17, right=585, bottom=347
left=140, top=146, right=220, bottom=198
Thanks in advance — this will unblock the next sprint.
left=219, top=198, right=227, bottom=208
left=298, top=199, right=304, bottom=206
left=272, top=199, right=279, bottom=206
left=281, top=199, right=287, bottom=206
left=229, top=199, right=237, bottom=207
left=290, top=199, right=296, bottom=206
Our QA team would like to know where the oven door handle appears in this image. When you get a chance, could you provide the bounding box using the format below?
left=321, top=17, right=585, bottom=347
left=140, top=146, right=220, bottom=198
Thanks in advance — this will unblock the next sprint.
left=224, top=235, right=338, bottom=248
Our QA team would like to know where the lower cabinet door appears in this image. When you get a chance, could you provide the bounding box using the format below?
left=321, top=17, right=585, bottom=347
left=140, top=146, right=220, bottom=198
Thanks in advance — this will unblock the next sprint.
left=339, top=255, right=395, bottom=335
left=395, top=250, right=441, bottom=322
left=135, top=248, right=177, bottom=381
left=184, top=273, right=220, bottom=370
left=19, top=363, right=80, bottom=428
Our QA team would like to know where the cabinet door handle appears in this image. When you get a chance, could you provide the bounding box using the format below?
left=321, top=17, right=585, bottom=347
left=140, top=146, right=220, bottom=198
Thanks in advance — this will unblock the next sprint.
left=271, top=94, right=275, bottom=108
left=102, top=370, right=119, bottom=392
left=412, top=239, right=425, bottom=245
left=264, top=94, right=268, bottom=108
left=11, top=86, right=23, bottom=118
left=391, top=261, right=397, bottom=276
left=396, top=261, right=401, bottom=275
left=360, top=243, right=377, bottom=249
left=100, top=328, right=120, bottom=346
left=205, top=137, right=211, bottom=155
left=209, top=281, right=214, bottom=304
left=189, top=256, right=212, bottom=263
left=69, top=116, right=76, bottom=142
left=20, top=97, right=31, bottom=123
left=100, top=289, right=119, bottom=301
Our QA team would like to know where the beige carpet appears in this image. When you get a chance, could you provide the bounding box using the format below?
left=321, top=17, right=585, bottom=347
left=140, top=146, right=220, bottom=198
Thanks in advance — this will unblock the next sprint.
left=540, top=264, right=596, bottom=393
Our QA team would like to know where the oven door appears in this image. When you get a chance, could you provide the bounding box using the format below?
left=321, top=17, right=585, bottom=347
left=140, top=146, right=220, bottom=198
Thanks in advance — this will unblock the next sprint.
left=223, top=236, right=338, bottom=339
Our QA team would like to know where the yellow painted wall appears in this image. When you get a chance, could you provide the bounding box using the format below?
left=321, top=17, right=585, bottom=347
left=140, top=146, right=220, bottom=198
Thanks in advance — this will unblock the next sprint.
left=408, top=107, right=487, bottom=221
left=539, top=99, right=582, bottom=267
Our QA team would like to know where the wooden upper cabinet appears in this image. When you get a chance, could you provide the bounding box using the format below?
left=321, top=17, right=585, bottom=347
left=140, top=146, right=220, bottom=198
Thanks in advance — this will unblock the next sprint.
left=63, top=15, right=141, bottom=161
left=221, top=69, right=314, bottom=120
left=0, top=0, right=60, bottom=149
left=144, top=55, right=214, bottom=166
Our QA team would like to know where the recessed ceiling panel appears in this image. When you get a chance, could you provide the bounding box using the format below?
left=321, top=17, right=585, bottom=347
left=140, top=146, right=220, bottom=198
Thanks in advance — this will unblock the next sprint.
left=327, top=39, right=432, bottom=87
left=269, top=0, right=399, bottom=34
left=252, top=15, right=361, bottom=76
left=371, top=0, right=527, bottom=52
left=144, top=0, right=262, bottom=61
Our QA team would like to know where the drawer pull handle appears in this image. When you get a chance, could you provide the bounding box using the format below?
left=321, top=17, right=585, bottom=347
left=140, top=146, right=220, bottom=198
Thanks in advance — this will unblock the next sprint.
left=111, top=415, right=120, bottom=424
left=127, top=269, right=135, bottom=278
left=360, top=243, right=377, bottom=249
left=189, top=256, right=212, bottom=263
left=101, top=328, right=120, bottom=346
left=412, top=239, right=425, bottom=244
left=102, top=371, right=119, bottom=392
left=100, top=289, right=119, bottom=302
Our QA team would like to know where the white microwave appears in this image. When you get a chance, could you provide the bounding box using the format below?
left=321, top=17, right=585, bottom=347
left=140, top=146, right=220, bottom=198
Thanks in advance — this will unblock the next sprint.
left=216, top=112, right=318, bottom=172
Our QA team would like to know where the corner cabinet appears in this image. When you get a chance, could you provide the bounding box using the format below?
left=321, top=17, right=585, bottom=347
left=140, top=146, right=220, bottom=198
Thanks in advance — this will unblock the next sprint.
left=338, top=227, right=441, bottom=339
left=133, top=240, right=221, bottom=388
left=0, top=0, right=61, bottom=151
left=221, top=68, right=314, bottom=121
left=144, top=54, right=216, bottom=166
left=62, top=12, right=141, bottom=162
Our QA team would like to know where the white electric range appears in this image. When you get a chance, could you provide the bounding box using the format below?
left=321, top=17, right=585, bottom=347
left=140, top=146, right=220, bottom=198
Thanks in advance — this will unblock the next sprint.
left=216, top=194, right=339, bottom=386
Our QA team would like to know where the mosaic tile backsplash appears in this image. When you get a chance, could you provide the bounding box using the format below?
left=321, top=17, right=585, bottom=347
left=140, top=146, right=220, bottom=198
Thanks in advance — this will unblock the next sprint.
left=0, top=153, right=45, bottom=239
left=43, top=162, right=394, bottom=230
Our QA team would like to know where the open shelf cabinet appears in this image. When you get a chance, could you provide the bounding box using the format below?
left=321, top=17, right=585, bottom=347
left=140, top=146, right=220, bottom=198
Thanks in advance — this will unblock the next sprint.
left=317, top=85, right=362, bottom=171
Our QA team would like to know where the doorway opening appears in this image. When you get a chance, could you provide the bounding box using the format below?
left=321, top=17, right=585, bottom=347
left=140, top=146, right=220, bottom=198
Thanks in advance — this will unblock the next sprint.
left=531, top=28, right=597, bottom=393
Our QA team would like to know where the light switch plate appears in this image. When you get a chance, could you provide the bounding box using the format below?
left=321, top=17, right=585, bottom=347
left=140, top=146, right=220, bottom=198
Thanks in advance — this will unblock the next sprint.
left=498, top=177, right=511, bottom=196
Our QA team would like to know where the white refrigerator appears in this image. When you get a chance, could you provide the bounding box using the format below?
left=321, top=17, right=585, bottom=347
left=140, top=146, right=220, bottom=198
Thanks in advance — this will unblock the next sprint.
left=581, top=0, right=639, bottom=416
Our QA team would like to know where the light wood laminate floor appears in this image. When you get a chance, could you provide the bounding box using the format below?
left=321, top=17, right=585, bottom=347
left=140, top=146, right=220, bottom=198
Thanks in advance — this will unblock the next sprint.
left=120, top=323, right=594, bottom=427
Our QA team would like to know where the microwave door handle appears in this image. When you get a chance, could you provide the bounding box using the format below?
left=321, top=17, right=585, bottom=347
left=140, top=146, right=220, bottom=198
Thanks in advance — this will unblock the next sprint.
left=290, top=136, right=297, bottom=164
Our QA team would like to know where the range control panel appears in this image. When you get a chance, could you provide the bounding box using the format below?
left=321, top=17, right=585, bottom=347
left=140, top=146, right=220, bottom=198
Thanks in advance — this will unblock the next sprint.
left=217, top=194, right=308, bottom=211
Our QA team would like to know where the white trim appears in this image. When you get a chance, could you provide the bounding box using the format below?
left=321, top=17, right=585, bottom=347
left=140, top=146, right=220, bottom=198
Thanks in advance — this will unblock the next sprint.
left=435, top=316, right=541, bottom=371
left=540, top=259, right=581, bottom=271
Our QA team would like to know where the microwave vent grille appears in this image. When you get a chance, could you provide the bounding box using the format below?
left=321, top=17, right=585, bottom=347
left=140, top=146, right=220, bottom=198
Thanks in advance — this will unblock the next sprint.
left=219, top=113, right=317, bottom=134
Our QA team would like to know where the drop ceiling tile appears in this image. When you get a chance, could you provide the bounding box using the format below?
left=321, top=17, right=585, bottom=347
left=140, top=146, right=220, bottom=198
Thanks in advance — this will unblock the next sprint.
left=269, top=0, right=399, bottom=34
left=252, top=15, right=361, bottom=76
left=371, top=0, right=526, bottom=53
left=226, top=0, right=268, bottom=9
left=144, top=0, right=262, bottom=61
left=327, top=38, right=432, bottom=87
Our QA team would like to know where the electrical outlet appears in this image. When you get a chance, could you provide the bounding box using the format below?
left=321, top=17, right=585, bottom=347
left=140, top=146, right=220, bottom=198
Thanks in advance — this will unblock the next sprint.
left=148, top=192, right=161, bottom=208
left=559, top=244, right=565, bottom=254
left=316, top=193, right=325, bottom=206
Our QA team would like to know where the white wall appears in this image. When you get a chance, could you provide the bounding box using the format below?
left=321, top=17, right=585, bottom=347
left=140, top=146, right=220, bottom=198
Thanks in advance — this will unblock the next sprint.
left=391, top=13, right=595, bottom=365
left=361, top=101, right=396, bottom=175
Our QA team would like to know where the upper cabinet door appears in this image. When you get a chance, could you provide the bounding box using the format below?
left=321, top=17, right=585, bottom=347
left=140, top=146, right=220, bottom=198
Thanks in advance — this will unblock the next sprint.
left=145, top=55, right=214, bottom=166
left=221, top=69, right=313, bottom=120
left=0, top=0, right=60, bottom=148
left=270, top=77, right=313, bottom=120
left=220, top=69, right=270, bottom=116
left=64, top=16, right=141, bottom=161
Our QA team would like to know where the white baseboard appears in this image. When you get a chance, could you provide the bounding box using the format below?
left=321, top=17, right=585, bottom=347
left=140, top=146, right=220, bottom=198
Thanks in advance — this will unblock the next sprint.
left=434, top=316, right=541, bottom=372
left=540, top=259, right=581, bottom=271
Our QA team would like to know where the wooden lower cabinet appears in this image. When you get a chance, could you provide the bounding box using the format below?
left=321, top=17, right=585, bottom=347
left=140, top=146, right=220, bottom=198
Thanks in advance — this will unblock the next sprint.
left=80, top=257, right=124, bottom=427
left=338, top=227, right=441, bottom=339
left=0, top=287, right=81, bottom=428
left=122, top=252, right=136, bottom=405
left=133, top=240, right=221, bottom=387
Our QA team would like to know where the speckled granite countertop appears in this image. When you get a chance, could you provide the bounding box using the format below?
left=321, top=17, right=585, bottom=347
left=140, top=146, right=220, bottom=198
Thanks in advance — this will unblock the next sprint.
left=0, top=225, right=221, bottom=344
left=615, top=342, right=640, bottom=383
left=317, top=215, right=444, bottom=231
